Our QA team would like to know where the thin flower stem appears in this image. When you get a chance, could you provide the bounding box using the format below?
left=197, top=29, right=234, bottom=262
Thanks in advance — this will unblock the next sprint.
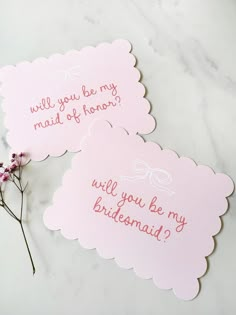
left=19, top=167, right=35, bottom=274
left=12, top=174, right=21, bottom=191
left=18, top=166, right=35, bottom=274
left=13, top=174, right=20, bottom=181
left=18, top=167, right=24, bottom=221
left=20, top=191, right=24, bottom=221
left=0, top=154, right=36, bottom=275
left=3, top=205, right=19, bottom=221
left=23, top=182, right=28, bottom=192
left=19, top=157, right=23, bottom=180
left=0, top=188, right=19, bottom=221
left=19, top=222, right=36, bottom=275
left=13, top=180, right=21, bottom=192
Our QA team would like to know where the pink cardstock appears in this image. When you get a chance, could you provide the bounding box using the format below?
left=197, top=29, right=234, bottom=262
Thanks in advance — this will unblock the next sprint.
left=0, top=40, right=154, bottom=161
left=43, top=121, right=234, bottom=300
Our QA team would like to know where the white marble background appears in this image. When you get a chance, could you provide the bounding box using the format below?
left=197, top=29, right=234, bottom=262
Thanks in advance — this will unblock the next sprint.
left=0, top=0, right=236, bottom=314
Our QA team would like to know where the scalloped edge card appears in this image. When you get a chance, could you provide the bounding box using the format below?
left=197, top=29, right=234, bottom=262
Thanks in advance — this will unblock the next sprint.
left=43, top=120, right=234, bottom=300
left=0, top=40, right=155, bottom=161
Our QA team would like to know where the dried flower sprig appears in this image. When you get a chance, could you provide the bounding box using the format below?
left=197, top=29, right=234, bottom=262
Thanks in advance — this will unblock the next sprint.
left=0, top=153, right=35, bottom=275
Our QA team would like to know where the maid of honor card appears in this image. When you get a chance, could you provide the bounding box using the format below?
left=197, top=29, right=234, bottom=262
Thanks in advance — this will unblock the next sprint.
left=0, top=40, right=155, bottom=161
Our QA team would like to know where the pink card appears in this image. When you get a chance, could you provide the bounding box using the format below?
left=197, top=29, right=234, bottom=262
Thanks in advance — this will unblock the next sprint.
left=0, top=40, right=154, bottom=161
left=43, top=121, right=234, bottom=300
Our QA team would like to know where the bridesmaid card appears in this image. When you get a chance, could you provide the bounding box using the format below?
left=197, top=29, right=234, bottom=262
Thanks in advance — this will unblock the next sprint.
left=43, top=120, right=234, bottom=300
left=0, top=40, right=154, bottom=161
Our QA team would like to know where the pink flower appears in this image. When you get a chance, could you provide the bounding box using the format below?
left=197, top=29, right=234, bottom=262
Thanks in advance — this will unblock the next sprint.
left=10, top=163, right=18, bottom=172
left=1, top=173, right=9, bottom=182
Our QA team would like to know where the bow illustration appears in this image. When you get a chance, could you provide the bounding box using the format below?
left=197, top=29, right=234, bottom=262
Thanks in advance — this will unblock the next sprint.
left=58, top=66, right=80, bottom=80
left=121, top=160, right=175, bottom=196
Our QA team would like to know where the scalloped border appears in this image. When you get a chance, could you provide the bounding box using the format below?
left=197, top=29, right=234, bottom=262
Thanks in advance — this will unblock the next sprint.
left=0, top=39, right=156, bottom=162
left=43, top=120, right=234, bottom=300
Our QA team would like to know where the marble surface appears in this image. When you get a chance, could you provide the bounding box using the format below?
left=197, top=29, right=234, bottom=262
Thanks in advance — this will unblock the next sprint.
left=0, top=0, right=236, bottom=314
